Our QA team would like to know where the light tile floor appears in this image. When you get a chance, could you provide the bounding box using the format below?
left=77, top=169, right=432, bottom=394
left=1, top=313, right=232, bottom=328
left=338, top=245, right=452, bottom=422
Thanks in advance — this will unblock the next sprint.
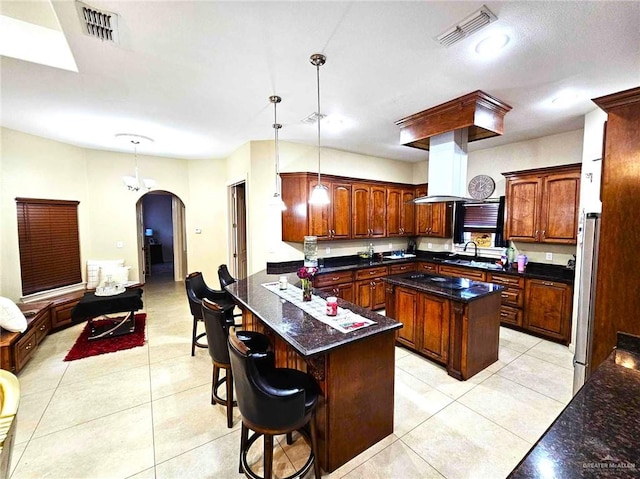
left=9, top=272, right=575, bottom=479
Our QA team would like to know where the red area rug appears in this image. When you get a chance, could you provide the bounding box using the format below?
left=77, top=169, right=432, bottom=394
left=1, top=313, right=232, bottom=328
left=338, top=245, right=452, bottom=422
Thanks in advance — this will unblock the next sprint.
left=64, top=314, right=147, bottom=361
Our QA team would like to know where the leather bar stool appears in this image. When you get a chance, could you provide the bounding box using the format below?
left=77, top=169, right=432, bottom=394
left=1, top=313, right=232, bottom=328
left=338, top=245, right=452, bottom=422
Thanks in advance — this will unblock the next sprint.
left=228, top=331, right=321, bottom=479
left=218, top=263, right=236, bottom=289
left=185, top=272, right=236, bottom=356
left=201, top=298, right=270, bottom=428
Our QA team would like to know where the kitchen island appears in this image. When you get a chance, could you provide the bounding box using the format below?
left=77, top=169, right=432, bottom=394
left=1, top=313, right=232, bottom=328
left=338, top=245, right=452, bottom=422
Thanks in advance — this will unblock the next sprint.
left=225, top=270, right=402, bottom=473
left=384, top=272, right=503, bottom=380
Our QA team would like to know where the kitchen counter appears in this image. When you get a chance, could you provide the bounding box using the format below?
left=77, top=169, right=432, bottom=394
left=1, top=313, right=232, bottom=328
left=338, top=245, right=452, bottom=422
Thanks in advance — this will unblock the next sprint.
left=267, top=251, right=575, bottom=284
left=509, top=332, right=640, bottom=478
left=226, top=270, right=401, bottom=357
left=225, top=270, right=400, bottom=472
left=383, top=271, right=504, bottom=302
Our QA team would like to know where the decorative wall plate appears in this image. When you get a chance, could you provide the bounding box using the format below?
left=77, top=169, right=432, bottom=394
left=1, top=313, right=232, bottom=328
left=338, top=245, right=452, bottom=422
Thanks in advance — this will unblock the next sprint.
left=468, top=174, right=495, bottom=200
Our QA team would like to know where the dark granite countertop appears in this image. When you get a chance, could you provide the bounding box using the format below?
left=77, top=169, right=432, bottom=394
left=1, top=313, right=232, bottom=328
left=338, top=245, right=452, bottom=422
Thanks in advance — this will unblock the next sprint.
left=267, top=251, right=575, bottom=284
left=225, top=270, right=402, bottom=358
left=509, top=333, right=640, bottom=478
left=383, top=271, right=504, bottom=303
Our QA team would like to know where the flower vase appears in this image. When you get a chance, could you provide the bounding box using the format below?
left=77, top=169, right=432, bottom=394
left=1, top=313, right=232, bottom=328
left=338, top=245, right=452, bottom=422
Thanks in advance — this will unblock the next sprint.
left=301, top=279, right=312, bottom=302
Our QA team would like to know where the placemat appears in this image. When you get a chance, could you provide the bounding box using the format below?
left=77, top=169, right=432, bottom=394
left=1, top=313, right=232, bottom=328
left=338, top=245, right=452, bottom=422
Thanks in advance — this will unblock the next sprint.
left=262, top=282, right=376, bottom=333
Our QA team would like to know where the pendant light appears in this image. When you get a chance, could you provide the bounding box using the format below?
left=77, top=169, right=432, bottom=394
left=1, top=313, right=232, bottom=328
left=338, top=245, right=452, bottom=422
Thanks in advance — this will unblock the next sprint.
left=268, top=95, right=286, bottom=210
left=308, top=53, right=330, bottom=205
left=117, top=133, right=155, bottom=191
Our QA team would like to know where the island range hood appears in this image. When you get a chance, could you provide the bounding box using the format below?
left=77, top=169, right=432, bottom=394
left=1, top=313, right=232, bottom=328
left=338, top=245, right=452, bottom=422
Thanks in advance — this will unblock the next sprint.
left=395, top=90, right=511, bottom=203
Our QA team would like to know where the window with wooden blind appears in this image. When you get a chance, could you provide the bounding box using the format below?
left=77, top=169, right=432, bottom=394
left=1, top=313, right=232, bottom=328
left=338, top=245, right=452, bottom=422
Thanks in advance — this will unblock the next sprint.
left=16, top=198, right=82, bottom=295
left=463, top=202, right=500, bottom=232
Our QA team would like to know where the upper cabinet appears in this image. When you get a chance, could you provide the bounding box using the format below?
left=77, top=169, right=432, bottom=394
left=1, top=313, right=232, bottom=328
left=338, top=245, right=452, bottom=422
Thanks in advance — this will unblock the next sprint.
left=414, top=187, right=453, bottom=238
left=281, top=172, right=416, bottom=242
left=386, top=187, right=415, bottom=236
left=309, top=178, right=351, bottom=241
left=352, top=183, right=386, bottom=239
left=503, top=164, right=581, bottom=244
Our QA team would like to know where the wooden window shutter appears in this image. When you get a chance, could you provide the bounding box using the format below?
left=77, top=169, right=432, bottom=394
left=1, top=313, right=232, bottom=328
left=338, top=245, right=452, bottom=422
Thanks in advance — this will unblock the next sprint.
left=16, top=198, right=82, bottom=295
left=463, top=202, right=499, bottom=232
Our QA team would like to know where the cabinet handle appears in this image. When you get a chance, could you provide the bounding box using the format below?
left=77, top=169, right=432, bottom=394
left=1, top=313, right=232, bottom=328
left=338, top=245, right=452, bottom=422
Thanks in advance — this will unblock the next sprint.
left=535, top=230, right=539, bottom=240
left=39, top=324, right=46, bottom=331
left=542, top=230, right=546, bottom=239
left=542, top=281, right=554, bottom=286
left=501, top=293, right=509, bottom=299
left=500, top=312, right=508, bottom=317
left=369, top=271, right=376, bottom=275
left=332, top=276, right=340, bottom=281
left=25, top=343, right=33, bottom=350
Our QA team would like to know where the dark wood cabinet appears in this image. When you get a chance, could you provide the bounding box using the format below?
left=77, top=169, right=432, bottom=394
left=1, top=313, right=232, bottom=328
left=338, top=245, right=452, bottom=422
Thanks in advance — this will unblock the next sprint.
left=591, top=86, right=640, bottom=370
left=309, top=178, right=352, bottom=240
left=438, top=265, right=486, bottom=282
left=314, top=270, right=355, bottom=303
left=1, top=302, right=51, bottom=373
left=488, top=273, right=525, bottom=328
left=394, top=287, right=419, bottom=349
left=416, top=261, right=438, bottom=274
left=354, top=266, right=388, bottom=310
left=386, top=187, right=415, bottom=236
left=352, top=183, right=386, bottom=239
left=281, top=172, right=418, bottom=242
left=417, top=293, right=449, bottom=362
left=503, top=164, right=581, bottom=244
left=414, top=187, right=453, bottom=237
left=524, top=278, right=573, bottom=344
left=386, top=281, right=500, bottom=379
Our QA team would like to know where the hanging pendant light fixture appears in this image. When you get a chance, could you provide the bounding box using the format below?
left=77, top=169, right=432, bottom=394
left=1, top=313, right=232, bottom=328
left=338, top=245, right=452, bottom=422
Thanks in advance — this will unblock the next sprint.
left=268, top=95, right=286, bottom=210
left=308, top=53, right=330, bottom=205
left=117, top=133, right=155, bottom=191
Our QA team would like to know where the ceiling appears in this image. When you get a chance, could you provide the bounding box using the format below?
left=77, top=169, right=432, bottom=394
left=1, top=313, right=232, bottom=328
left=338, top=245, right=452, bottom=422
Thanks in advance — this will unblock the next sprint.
left=1, top=1, right=639, bottom=162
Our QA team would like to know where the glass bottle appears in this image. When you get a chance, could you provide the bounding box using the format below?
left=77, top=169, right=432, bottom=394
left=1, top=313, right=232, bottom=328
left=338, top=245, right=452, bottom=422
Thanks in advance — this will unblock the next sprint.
left=303, top=236, right=318, bottom=267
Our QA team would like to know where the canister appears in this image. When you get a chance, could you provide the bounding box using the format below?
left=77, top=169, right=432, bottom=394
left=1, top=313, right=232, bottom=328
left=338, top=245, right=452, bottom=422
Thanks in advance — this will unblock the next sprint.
left=326, top=296, right=338, bottom=316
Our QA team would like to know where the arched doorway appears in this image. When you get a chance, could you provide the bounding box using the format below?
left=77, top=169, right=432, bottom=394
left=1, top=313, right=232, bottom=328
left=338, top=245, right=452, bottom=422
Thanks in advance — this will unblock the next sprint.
left=136, top=191, right=187, bottom=282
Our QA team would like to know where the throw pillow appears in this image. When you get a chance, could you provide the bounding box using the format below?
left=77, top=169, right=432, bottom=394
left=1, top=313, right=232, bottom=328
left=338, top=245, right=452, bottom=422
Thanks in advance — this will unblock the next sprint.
left=0, top=297, right=27, bottom=333
left=87, top=259, right=124, bottom=289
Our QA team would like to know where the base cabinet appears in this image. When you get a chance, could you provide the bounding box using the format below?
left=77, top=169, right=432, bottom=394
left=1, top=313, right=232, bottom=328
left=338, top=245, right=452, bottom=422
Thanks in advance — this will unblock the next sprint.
left=417, top=294, right=450, bottom=362
left=524, top=279, right=573, bottom=344
left=386, top=283, right=500, bottom=379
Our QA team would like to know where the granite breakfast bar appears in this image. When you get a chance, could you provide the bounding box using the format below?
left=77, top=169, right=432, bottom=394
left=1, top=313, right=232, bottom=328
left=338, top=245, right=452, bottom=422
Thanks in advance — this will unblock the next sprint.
left=225, top=270, right=402, bottom=473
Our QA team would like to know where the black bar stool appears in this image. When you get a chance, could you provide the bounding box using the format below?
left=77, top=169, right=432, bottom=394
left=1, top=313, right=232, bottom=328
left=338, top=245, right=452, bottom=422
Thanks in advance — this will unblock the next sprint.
left=201, top=298, right=270, bottom=428
left=228, top=331, right=321, bottom=479
left=185, top=271, right=236, bottom=356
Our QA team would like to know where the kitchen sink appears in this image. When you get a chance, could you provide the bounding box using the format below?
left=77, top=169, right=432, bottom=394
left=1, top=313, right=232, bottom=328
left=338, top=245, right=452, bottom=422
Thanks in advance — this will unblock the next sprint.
left=441, top=258, right=504, bottom=271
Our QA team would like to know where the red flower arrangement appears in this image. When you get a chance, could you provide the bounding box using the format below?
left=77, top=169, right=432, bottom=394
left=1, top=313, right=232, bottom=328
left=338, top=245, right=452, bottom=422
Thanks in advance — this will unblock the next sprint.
left=297, top=267, right=317, bottom=301
left=297, top=266, right=318, bottom=279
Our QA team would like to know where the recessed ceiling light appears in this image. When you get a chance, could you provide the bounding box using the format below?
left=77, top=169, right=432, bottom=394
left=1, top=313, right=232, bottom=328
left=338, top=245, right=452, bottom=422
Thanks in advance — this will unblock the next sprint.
left=475, top=33, right=509, bottom=55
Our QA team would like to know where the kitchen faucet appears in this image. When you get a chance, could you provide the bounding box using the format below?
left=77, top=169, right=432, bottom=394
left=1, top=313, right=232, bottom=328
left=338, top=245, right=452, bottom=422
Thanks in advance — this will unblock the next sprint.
left=463, top=241, right=478, bottom=257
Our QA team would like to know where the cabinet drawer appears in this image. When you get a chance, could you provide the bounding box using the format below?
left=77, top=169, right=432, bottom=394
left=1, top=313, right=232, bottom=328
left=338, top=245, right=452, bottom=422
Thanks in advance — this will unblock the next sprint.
left=500, top=288, right=524, bottom=308
left=51, top=301, right=77, bottom=328
left=34, top=311, right=52, bottom=344
left=15, top=328, right=37, bottom=371
left=488, top=273, right=525, bottom=289
left=438, top=265, right=486, bottom=282
left=388, top=263, right=417, bottom=275
left=355, top=266, right=388, bottom=280
left=314, top=270, right=354, bottom=288
left=417, top=262, right=438, bottom=273
left=499, top=305, right=523, bottom=327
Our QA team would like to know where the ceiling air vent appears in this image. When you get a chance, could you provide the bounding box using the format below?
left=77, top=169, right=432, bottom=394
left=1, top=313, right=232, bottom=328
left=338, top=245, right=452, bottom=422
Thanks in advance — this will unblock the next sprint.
left=75, top=1, right=119, bottom=43
left=435, top=5, right=497, bottom=47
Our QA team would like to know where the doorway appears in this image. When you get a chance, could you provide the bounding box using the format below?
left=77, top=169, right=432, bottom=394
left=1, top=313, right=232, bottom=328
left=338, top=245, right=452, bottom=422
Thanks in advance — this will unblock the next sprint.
left=136, top=191, right=187, bottom=282
left=228, top=182, right=247, bottom=280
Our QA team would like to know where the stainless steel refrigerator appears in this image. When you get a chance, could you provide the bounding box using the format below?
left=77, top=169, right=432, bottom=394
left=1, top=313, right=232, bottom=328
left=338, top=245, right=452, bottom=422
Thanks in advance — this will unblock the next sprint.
left=572, top=212, right=601, bottom=394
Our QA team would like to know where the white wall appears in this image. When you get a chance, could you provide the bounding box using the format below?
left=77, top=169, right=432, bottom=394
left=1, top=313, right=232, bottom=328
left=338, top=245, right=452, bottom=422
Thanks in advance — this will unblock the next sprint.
left=0, top=128, right=191, bottom=301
